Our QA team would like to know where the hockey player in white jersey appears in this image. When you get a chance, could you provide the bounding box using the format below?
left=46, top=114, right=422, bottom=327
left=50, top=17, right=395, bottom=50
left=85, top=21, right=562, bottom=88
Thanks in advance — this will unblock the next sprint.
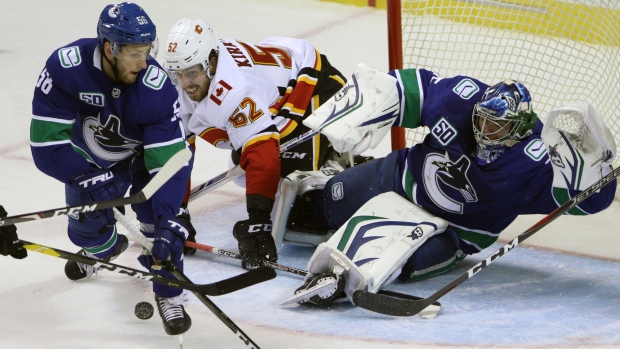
left=162, top=19, right=348, bottom=269
left=276, top=64, right=616, bottom=306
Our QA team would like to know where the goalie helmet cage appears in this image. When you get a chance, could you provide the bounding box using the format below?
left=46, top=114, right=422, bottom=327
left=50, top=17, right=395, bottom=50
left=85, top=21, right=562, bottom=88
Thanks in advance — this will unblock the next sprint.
left=387, top=0, right=620, bottom=168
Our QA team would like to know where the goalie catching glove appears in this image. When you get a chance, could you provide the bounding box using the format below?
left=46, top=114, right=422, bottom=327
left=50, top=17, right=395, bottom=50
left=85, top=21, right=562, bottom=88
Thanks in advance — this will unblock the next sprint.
left=303, top=63, right=399, bottom=155
left=541, top=102, right=616, bottom=199
left=233, top=194, right=278, bottom=270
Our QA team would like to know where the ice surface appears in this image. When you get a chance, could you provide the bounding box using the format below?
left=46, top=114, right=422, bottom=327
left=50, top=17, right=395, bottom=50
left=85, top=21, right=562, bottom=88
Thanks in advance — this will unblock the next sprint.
left=1, top=1, right=619, bottom=348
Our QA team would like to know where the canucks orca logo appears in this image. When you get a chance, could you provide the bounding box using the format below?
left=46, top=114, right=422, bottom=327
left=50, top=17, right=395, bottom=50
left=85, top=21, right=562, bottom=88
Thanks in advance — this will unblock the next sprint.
left=423, top=152, right=478, bottom=214
left=83, top=114, right=141, bottom=161
left=548, top=144, right=565, bottom=168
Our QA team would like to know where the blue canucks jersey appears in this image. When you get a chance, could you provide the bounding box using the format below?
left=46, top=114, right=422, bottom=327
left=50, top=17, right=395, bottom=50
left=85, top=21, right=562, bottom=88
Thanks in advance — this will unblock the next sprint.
left=390, top=69, right=616, bottom=254
left=31, top=38, right=189, bottom=218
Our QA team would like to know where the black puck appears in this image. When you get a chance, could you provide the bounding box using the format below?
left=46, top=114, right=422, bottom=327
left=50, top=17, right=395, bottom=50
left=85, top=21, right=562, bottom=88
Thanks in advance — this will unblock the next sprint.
left=134, top=301, right=154, bottom=320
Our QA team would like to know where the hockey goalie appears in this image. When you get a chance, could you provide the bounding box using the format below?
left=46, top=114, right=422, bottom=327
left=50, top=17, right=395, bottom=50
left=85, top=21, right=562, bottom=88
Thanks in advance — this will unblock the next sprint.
left=274, top=63, right=616, bottom=313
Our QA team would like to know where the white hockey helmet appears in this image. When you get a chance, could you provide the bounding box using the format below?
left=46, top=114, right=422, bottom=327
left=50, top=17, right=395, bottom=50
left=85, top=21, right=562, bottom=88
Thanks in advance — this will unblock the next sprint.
left=162, top=19, right=219, bottom=84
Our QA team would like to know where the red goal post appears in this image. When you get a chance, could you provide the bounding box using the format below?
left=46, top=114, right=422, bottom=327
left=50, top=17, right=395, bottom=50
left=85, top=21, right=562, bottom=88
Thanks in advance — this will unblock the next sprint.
left=386, top=0, right=620, bottom=168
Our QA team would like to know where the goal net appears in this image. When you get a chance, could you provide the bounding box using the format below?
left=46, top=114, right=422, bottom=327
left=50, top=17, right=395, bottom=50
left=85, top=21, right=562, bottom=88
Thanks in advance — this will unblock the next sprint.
left=389, top=0, right=620, bottom=167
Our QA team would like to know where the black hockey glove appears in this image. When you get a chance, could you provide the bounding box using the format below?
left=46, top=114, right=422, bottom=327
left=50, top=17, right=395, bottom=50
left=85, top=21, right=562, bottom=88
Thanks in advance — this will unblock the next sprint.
left=178, top=206, right=197, bottom=255
left=69, top=168, right=122, bottom=226
left=233, top=194, right=278, bottom=270
left=0, top=206, right=27, bottom=259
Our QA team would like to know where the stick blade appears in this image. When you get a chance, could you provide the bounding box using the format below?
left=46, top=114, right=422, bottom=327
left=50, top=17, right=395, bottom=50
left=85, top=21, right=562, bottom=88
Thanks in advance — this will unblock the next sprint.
left=352, top=290, right=439, bottom=317
left=200, top=267, right=277, bottom=296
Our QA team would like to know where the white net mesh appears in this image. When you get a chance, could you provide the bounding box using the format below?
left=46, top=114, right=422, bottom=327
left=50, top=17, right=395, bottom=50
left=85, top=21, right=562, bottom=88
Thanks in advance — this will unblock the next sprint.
left=551, top=109, right=599, bottom=155
left=400, top=0, right=620, bottom=167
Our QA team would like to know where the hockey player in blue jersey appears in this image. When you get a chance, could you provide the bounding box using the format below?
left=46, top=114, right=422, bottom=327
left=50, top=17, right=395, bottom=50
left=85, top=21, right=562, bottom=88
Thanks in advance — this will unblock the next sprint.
left=274, top=64, right=617, bottom=305
left=30, top=3, right=192, bottom=335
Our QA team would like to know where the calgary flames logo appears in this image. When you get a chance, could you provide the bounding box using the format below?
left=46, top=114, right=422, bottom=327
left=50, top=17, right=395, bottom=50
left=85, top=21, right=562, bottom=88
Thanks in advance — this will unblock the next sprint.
left=195, top=25, right=203, bottom=34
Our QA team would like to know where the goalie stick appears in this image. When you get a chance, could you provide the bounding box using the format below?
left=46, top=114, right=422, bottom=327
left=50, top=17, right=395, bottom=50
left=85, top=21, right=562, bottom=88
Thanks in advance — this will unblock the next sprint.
left=183, top=240, right=441, bottom=317
left=18, top=239, right=273, bottom=295
left=189, top=128, right=319, bottom=202
left=0, top=148, right=192, bottom=226
left=352, top=166, right=620, bottom=317
left=114, top=209, right=269, bottom=349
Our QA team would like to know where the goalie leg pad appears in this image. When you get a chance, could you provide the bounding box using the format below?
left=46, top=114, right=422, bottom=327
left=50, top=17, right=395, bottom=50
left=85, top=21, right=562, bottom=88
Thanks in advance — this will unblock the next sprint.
left=304, top=192, right=448, bottom=304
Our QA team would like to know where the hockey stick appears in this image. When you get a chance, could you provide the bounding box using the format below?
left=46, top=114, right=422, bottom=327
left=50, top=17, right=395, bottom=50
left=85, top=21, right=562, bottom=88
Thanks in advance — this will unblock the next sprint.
left=352, top=166, right=620, bottom=317
left=0, top=148, right=192, bottom=226
left=18, top=239, right=270, bottom=295
left=185, top=239, right=440, bottom=317
left=184, top=240, right=308, bottom=276
left=189, top=129, right=319, bottom=202
left=114, top=209, right=269, bottom=349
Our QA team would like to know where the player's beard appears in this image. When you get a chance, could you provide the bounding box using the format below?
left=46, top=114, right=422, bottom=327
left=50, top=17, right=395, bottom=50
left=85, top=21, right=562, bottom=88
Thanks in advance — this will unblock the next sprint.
left=184, top=82, right=209, bottom=102
left=102, top=51, right=142, bottom=86
left=114, top=63, right=141, bottom=85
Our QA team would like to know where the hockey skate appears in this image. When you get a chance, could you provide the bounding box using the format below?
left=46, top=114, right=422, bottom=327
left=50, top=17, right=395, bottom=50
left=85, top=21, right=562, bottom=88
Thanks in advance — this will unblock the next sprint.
left=280, top=273, right=346, bottom=306
left=156, top=293, right=192, bottom=336
left=64, top=234, right=129, bottom=280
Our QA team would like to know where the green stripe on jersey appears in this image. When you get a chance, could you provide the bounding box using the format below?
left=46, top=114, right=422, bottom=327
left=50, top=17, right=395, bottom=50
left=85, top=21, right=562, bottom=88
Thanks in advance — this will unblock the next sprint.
left=397, top=69, right=422, bottom=129
left=403, top=169, right=416, bottom=202
left=30, top=118, right=72, bottom=143
left=144, top=142, right=187, bottom=172
left=450, top=224, right=498, bottom=251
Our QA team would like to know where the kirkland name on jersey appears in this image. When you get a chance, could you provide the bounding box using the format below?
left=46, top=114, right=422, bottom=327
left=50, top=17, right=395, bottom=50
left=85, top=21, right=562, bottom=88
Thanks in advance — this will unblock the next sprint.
left=31, top=38, right=185, bottom=180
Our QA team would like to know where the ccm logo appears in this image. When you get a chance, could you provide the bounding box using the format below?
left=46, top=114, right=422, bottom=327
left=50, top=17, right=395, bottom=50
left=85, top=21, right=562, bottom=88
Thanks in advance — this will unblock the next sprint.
left=281, top=152, right=306, bottom=159
left=249, top=224, right=272, bottom=233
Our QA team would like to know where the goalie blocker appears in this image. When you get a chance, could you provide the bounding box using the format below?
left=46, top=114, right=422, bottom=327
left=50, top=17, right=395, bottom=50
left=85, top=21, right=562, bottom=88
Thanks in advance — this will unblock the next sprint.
left=303, top=63, right=399, bottom=155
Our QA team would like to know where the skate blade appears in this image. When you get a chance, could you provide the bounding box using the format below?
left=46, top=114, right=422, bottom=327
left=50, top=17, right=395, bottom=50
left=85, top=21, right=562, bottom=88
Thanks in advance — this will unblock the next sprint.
left=176, top=334, right=184, bottom=349
left=280, top=278, right=337, bottom=306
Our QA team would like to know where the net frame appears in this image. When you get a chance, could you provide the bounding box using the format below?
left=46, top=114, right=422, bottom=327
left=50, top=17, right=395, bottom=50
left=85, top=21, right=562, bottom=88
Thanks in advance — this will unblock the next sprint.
left=387, top=0, right=620, bottom=167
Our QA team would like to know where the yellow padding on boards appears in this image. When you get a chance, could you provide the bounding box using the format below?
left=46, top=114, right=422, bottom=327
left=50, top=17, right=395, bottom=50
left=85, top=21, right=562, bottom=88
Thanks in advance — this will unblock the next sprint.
left=322, top=0, right=620, bottom=46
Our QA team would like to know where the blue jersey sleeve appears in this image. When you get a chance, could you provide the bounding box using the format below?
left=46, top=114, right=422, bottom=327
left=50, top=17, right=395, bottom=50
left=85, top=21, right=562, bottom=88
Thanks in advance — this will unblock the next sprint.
left=31, top=47, right=93, bottom=183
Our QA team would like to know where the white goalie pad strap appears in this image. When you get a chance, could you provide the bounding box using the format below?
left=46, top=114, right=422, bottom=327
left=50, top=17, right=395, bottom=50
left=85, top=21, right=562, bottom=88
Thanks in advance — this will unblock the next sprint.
left=303, top=63, right=399, bottom=155
left=306, top=192, right=448, bottom=302
left=542, top=102, right=616, bottom=192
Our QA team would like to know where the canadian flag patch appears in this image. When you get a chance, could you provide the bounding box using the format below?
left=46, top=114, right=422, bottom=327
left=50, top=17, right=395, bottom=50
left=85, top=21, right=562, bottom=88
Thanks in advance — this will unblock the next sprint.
left=209, top=80, right=233, bottom=106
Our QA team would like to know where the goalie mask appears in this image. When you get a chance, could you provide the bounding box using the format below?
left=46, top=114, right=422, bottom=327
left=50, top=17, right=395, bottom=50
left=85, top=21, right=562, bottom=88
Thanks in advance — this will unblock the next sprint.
left=162, top=18, right=219, bottom=85
left=472, top=80, right=538, bottom=165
